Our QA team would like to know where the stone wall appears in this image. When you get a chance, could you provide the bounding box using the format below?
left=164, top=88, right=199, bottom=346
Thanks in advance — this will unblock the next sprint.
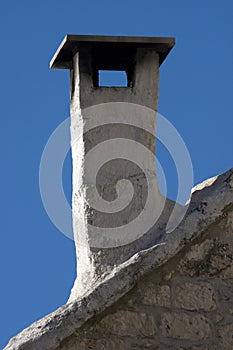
left=57, top=209, right=233, bottom=350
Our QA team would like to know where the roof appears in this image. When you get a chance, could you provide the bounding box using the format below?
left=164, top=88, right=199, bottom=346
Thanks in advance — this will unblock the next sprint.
left=50, top=34, right=175, bottom=69
left=4, top=168, right=233, bottom=350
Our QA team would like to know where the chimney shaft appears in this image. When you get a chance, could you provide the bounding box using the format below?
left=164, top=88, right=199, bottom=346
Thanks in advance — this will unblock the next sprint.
left=50, top=35, right=175, bottom=300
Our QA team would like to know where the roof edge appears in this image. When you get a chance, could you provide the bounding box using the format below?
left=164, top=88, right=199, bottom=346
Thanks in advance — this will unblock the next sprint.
left=4, top=168, right=233, bottom=350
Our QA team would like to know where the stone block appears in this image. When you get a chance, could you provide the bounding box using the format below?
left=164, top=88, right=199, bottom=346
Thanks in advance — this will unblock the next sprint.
left=178, top=239, right=233, bottom=278
left=142, top=285, right=171, bottom=307
left=180, top=347, right=216, bottom=350
left=94, top=310, right=156, bottom=337
left=161, top=312, right=212, bottom=340
left=59, top=337, right=127, bottom=350
left=218, top=280, right=233, bottom=302
left=175, top=282, right=216, bottom=311
left=220, top=265, right=233, bottom=278
left=218, top=323, right=233, bottom=349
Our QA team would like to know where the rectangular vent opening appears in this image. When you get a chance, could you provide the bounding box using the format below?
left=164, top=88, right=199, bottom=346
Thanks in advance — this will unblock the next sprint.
left=98, top=70, right=128, bottom=87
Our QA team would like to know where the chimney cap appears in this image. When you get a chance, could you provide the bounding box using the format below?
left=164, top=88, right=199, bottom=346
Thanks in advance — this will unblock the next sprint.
left=50, top=34, right=175, bottom=70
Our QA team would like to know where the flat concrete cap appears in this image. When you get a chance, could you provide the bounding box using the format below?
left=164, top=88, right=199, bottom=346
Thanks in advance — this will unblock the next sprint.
left=50, top=34, right=175, bottom=69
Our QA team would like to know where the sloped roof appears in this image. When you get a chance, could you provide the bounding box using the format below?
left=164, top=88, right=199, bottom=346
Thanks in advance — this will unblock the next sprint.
left=4, top=168, right=233, bottom=350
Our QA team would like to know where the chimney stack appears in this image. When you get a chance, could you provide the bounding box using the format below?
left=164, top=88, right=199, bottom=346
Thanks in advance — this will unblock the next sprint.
left=50, top=35, right=175, bottom=300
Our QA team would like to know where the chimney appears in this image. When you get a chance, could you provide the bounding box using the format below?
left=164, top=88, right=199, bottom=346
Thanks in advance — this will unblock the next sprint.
left=50, top=35, right=175, bottom=300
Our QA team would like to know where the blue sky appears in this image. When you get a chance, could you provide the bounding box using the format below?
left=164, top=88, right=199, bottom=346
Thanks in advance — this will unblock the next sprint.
left=1, top=0, right=233, bottom=348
